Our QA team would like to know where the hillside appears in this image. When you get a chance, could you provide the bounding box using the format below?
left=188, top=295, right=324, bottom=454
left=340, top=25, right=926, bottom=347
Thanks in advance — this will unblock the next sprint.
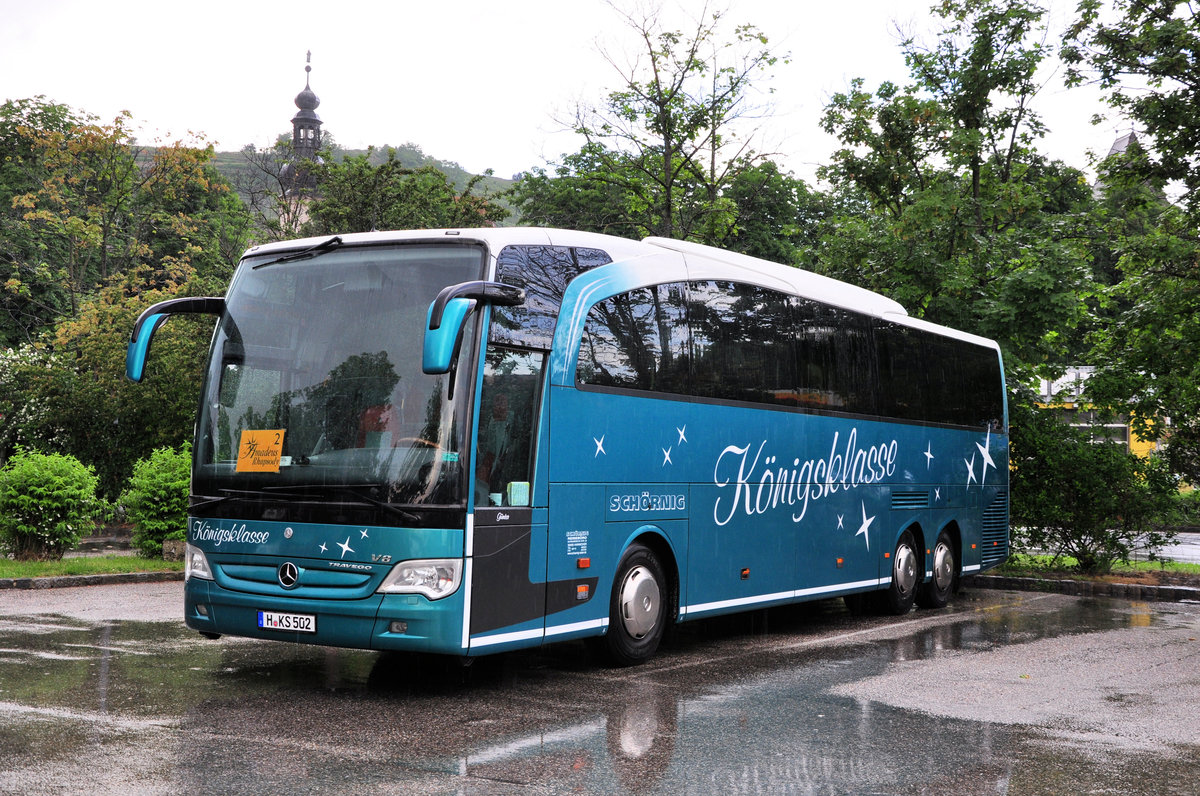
left=209, top=142, right=514, bottom=205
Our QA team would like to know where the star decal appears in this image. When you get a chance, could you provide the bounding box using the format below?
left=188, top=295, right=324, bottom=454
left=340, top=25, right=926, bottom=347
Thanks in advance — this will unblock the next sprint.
left=360, top=529, right=370, bottom=539
left=837, top=514, right=844, bottom=530
left=594, top=435, right=606, bottom=457
left=934, top=487, right=942, bottom=501
left=855, top=502, right=874, bottom=551
left=337, top=536, right=355, bottom=559
left=924, top=442, right=935, bottom=469
left=318, top=542, right=328, bottom=554
left=965, top=453, right=978, bottom=486
left=975, top=429, right=996, bottom=485
left=677, top=425, right=688, bottom=445
left=662, top=447, right=673, bottom=466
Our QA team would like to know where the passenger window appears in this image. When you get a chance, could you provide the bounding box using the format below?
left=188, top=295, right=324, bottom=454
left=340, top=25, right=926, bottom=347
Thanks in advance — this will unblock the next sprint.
left=576, top=284, right=689, bottom=393
left=688, top=281, right=796, bottom=406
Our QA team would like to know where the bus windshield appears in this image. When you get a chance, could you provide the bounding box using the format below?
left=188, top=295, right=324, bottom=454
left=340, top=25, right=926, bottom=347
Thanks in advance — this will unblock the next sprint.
left=192, top=242, right=485, bottom=522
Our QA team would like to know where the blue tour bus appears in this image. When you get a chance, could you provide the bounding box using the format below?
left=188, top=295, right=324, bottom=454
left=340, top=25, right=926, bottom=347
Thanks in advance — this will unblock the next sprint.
left=127, top=228, right=1009, bottom=664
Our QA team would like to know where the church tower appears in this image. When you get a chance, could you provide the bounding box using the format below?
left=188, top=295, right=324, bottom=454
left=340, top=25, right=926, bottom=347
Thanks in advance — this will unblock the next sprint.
left=291, top=51, right=322, bottom=160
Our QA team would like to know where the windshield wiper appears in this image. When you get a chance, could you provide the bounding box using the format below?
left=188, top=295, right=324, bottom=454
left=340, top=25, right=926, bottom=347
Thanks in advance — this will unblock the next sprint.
left=252, top=235, right=343, bottom=269
left=189, top=494, right=231, bottom=510
left=258, top=483, right=421, bottom=524
left=208, top=484, right=422, bottom=524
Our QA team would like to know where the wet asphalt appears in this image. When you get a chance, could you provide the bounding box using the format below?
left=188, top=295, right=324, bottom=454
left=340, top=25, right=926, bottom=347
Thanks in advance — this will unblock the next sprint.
left=1, top=583, right=1198, bottom=795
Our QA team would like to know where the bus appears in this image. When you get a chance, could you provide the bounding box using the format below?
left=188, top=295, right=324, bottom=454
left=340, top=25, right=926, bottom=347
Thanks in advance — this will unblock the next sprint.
left=126, top=228, right=1009, bottom=665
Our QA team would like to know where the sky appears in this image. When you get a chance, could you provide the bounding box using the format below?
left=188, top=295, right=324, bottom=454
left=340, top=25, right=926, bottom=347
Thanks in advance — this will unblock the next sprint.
left=3, top=0, right=1124, bottom=183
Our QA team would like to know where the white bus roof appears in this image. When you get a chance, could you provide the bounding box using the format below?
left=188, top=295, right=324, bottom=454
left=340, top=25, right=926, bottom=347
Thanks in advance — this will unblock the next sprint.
left=242, top=228, right=996, bottom=349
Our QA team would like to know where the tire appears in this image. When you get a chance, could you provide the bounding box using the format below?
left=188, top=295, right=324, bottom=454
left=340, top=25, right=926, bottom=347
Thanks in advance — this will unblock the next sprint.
left=916, top=530, right=956, bottom=609
left=881, top=530, right=919, bottom=615
left=595, top=543, right=668, bottom=666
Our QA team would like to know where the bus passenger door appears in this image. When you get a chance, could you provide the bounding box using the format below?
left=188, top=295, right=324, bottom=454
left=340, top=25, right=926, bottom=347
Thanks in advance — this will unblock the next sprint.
left=467, top=347, right=549, bottom=648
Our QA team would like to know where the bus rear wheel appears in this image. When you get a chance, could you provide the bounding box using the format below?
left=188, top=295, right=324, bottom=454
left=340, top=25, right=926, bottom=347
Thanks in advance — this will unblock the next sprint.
left=595, top=543, right=667, bottom=666
left=882, top=530, right=918, bottom=615
left=916, top=531, right=956, bottom=609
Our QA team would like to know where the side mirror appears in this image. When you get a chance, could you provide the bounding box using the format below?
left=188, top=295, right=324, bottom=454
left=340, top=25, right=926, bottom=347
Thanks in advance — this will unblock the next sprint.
left=126, top=296, right=225, bottom=382
left=421, top=281, right=524, bottom=375
left=422, top=297, right=475, bottom=375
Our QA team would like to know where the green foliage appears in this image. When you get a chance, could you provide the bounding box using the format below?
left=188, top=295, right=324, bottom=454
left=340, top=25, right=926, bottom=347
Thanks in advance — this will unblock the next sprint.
left=303, top=148, right=508, bottom=235
left=0, top=98, right=247, bottom=497
left=816, top=0, right=1096, bottom=377
left=121, top=443, right=191, bottom=558
left=552, top=5, right=786, bottom=242
left=0, top=449, right=102, bottom=561
left=1064, top=0, right=1200, bottom=220
left=1061, top=1, right=1200, bottom=476
left=1161, top=487, right=1200, bottom=529
left=0, top=270, right=215, bottom=499
left=1009, top=393, right=1178, bottom=574
left=510, top=144, right=644, bottom=239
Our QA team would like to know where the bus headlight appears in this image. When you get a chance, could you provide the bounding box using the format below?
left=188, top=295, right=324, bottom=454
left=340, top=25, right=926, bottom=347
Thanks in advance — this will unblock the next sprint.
left=377, top=559, right=462, bottom=599
left=185, top=544, right=214, bottom=581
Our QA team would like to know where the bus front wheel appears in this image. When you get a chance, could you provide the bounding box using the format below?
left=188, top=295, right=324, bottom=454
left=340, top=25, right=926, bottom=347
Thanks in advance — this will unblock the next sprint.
left=882, top=530, right=918, bottom=615
left=595, top=543, right=667, bottom=666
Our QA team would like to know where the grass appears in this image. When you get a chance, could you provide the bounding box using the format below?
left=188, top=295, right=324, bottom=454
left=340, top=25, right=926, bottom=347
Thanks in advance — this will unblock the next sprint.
left=0, top=555, right=183, bottom=580
left=995, top=553, right=1200, bottom=582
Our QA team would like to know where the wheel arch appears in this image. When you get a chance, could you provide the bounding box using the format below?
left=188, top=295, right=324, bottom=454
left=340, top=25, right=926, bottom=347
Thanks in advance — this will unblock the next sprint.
left=623, top=526, right=680, bottom=624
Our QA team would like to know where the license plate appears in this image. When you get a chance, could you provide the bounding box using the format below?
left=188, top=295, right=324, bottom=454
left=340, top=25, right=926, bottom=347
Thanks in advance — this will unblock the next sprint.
left=257, top=610, right=316, bottom=633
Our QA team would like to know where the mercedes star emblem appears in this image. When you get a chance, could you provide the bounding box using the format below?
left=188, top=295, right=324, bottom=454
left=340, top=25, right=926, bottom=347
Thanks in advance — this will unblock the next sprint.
left=278, top=562, right=300, bottom=589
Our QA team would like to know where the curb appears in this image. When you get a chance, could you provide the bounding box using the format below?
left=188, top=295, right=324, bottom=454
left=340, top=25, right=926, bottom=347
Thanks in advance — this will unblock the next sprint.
left=963, top=574, right=1200, bottom=603
left=0, top=570, right=184, bottom=590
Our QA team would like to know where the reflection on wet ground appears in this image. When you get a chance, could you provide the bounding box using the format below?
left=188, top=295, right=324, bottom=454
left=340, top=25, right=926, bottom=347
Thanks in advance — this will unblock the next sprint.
left=1, top=590, right=1197, bottom=794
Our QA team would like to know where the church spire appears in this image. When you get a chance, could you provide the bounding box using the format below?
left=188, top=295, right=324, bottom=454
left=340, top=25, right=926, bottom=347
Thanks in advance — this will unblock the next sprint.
left=291, top=51, right=322, bottom=160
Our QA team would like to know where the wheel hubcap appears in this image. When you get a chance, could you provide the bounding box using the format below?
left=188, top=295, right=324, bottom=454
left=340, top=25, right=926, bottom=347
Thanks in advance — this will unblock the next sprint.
left=933, top=541, right=954, bottom=591
left=618, top=565, right=660, bottom=639
left=894, top=543, right=917, bottom=597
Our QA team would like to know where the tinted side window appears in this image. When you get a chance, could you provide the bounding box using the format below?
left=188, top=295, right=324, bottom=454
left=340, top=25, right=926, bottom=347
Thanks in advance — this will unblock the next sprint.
left=873, top=321, right=926, bottom=422
left=576, top=284, right=689, bottom=393
left=876, top=319, right=1004, bottom=429
left=491, top=246, right=612, bottom=349
left=793, top=298, right=875, bottom=415
left=950, top=338, right=1004, bottom=429
left=688, top=281, right=797, bottom=406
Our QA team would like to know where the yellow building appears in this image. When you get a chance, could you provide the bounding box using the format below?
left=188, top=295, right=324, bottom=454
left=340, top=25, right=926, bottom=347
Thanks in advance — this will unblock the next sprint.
left=1037, top=367, right=1160, bottom=458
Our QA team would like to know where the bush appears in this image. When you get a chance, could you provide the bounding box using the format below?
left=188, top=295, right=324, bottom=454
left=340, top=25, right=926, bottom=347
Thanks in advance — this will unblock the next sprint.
left=0, top=449, right=103, bottom=561
left=121, top=443, right=191, bottom=558
left=1010, top=396, right=1178, bottom=574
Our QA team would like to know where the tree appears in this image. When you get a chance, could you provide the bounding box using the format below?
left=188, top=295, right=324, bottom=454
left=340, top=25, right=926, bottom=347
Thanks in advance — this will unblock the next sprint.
left=5, top=110, right=248, bottom=329
left=1062, top=1, right=1200, bottom=462
left=235, top=136, right=331, bottom=242
left=555, top=0, right=785, bottom=242
left=0, top=267, right=217, bottom=499
left=1009, top=389, right=1177, bottom=573
left=1064, top=0, right=1200, bottom=219
left=817, top=0, right=1096, bottom=378
left=0, top=98, right=91, bottom=345
left=719, top=160, right=828, bottom=265
left=0, top=100, right=251, bottom=495
left=510, top=143, right=645, bottom=238
left=302, top=148, right=508, bottom=235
